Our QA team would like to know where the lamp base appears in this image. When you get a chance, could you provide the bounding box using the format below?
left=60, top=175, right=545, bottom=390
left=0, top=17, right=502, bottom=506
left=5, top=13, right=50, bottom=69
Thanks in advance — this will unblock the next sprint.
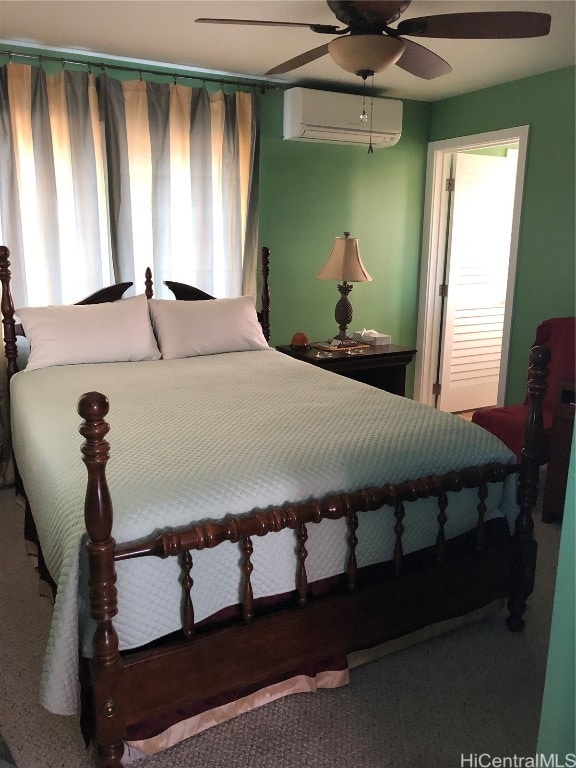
left=334, top=281, right=353, bottom=341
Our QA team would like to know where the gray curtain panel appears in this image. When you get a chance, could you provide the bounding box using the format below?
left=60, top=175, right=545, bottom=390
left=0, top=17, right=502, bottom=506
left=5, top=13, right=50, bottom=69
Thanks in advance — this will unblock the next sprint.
left=0, top=62, right=260, bottom=304
left=98, top=75, right=260, bottom=299
left=0, top=65, right=109, bottom=308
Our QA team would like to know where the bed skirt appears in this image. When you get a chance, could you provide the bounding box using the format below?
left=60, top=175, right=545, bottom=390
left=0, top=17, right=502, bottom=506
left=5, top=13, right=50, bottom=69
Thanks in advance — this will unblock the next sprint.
left=122, top=598, right=503, bottom=761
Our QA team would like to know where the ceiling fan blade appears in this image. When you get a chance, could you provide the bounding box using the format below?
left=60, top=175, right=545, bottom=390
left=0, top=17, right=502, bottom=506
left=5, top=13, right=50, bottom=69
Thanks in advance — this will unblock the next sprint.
left=396, top=12, right=551, bottom=39
left=196, top=18, right=341, bottom=34
left=395, top=38, right=451, bottom=80
left=265, top=44, right=330, bottom=76
left=196, top=18, right=312, bottom=27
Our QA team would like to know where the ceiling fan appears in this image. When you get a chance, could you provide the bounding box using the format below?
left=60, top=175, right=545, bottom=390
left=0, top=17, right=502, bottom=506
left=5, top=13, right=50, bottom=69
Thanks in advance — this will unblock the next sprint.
left=196, top=1, right=551, bottom=81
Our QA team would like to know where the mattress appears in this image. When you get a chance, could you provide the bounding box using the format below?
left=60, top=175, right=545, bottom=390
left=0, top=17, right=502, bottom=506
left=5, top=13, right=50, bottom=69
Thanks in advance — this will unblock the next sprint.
left=10, top=349, right=517, bottom=715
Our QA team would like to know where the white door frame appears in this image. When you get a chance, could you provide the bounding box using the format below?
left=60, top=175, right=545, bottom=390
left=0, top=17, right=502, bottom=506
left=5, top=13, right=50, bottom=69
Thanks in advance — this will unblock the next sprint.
left=414, top=125, right=530, bottom=407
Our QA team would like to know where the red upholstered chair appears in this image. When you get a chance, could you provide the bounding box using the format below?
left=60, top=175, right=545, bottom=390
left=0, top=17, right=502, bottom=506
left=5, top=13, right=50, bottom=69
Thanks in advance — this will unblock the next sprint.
left=472, top=317, right=576, bottom=461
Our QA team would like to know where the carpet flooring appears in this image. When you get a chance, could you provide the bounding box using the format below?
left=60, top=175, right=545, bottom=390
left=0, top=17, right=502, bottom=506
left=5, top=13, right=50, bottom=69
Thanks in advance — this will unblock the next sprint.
left=0, top=482, right=561, bottom=768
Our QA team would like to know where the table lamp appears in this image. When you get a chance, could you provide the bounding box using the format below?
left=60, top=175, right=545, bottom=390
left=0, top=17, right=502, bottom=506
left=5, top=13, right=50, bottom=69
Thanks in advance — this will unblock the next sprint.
left=316, top=232, right=372, bottom=344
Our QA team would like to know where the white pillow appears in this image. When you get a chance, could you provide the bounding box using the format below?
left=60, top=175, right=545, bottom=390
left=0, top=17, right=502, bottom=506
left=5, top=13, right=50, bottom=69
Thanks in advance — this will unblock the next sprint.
left=148, top=296, right=269, bottom=359
left=17, top=294, right=161, bottom=370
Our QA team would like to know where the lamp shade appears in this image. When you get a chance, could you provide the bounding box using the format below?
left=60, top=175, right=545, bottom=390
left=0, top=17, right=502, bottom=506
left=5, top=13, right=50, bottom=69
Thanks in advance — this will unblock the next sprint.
left=327, top=35, right=406, bottom=76
left=317, top=233, right=373, bottom=282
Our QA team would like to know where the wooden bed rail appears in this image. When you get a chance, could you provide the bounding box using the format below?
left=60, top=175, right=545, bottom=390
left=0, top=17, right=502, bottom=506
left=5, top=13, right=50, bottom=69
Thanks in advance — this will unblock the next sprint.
left=109, top=461, right=518, bottom=630
left=112, top=462, right=517, bottom=564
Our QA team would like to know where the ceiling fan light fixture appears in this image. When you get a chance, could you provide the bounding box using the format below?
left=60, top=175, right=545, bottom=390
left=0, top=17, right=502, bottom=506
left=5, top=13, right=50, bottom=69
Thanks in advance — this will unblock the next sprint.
left=328, top=34, right=406, bottom=76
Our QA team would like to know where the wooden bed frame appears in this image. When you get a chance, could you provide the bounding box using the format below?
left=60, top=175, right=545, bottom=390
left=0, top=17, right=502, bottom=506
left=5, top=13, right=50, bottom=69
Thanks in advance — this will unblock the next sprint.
left=0, top=245, right=549, bottom=768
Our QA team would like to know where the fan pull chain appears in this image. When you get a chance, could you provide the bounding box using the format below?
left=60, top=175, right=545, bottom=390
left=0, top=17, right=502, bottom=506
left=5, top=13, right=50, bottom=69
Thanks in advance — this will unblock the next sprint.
left=360, top=80, right=368, bottom=124
left=368, top=75, right=375, bottom=154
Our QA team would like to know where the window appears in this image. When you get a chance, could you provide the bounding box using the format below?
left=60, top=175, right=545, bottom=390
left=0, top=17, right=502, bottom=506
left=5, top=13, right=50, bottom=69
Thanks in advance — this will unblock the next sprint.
left=0, top=63, right=260, bottom=308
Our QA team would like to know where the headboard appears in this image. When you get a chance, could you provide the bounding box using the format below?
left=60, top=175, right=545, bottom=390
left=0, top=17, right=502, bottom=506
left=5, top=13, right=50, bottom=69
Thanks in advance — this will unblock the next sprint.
left=0, top=245, right=271, bottom=380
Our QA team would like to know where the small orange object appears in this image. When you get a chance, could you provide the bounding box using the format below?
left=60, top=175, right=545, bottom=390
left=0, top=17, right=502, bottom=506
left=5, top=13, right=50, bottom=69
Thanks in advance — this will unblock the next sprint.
left=290, top=332, right=309, bottom=349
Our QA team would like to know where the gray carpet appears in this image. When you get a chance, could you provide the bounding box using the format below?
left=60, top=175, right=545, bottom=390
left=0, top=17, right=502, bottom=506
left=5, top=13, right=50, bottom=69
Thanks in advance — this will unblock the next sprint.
left=0, top=483, right=561, bottom=768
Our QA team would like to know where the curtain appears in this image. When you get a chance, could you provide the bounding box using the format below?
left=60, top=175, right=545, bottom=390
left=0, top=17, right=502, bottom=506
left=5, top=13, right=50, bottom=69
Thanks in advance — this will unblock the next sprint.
left=98, top=75, right=259, bottom=299
left=0, top=64, right=260, bottom=306
left=0, top=64, right=112, bottom=308
left=0, top=62, right=260, bottom=482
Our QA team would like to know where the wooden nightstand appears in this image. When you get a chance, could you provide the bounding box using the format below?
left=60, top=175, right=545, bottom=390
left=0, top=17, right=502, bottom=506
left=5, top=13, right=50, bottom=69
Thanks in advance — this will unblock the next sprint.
left=275, top=343, right=417, bottom=396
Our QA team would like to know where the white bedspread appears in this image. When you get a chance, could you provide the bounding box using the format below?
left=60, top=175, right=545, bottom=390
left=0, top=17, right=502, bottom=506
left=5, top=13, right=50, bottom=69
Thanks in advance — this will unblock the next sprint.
left=10, top=350, right=517, bottom=715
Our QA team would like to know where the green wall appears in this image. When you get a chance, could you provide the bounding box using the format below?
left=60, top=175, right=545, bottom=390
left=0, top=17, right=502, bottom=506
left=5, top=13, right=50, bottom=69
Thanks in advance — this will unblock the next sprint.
left=258, top=91, right=431, bottom=366
left=429, top=66, right=576, bottom=403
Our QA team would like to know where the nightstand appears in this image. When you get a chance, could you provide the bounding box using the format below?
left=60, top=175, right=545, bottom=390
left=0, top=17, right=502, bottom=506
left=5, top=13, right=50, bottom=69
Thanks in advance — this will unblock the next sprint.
left=275, top=343, right=417, bottom=396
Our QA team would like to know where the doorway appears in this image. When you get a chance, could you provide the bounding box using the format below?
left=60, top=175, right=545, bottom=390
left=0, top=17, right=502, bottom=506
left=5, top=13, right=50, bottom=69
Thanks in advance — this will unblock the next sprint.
left=414, top=126, right=530, bottom=412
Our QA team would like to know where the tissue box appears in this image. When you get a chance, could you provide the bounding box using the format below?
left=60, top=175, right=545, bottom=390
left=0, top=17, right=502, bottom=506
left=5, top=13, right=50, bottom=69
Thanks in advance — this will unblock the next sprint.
left=353, top=330, right=392, bottom=346
left=369, top=333, right=391, bottom=346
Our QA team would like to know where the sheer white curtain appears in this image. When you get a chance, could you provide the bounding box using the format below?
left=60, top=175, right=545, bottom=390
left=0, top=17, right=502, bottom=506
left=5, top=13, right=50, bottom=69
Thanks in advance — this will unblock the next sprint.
left=0, top=63, right=260, bottom=308
left=99, top=75, right=260, bottom=299
left=0, top=64, right=113, bottom=308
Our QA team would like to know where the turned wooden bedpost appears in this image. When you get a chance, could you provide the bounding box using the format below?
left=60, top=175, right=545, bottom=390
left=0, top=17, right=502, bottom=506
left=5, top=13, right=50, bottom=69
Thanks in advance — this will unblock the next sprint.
left=260, top=247, right=270, bottom=342
left=0, top=246, right=19, bottom=380
left=78, top=392, right=125, bottom=767
left=144, top=267, right=153, bottom=299
left=506, top=345, right=550, bottom=632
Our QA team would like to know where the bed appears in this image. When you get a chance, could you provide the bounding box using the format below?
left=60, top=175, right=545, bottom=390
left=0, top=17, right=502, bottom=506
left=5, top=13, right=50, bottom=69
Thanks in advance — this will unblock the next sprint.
left=0, top=244, right=548, bottom=768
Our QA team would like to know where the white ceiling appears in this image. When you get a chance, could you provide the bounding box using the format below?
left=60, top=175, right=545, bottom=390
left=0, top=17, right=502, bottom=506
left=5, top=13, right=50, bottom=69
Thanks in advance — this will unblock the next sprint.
left=0, top=1, right=574, bottom=101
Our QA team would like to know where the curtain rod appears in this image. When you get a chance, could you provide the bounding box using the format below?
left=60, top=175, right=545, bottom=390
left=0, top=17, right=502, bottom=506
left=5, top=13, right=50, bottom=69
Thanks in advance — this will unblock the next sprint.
left=0, top=48, right=281, bottom=92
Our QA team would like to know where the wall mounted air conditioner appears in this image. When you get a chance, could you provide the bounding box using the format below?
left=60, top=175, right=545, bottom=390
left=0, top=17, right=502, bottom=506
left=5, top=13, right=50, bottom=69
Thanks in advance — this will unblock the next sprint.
left=283, top=87, right=402, bottom=149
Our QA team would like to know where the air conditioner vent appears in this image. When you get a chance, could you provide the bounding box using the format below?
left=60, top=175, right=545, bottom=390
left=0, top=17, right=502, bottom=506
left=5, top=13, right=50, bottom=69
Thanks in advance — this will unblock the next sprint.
left=283, top=88, right=402, bottom=149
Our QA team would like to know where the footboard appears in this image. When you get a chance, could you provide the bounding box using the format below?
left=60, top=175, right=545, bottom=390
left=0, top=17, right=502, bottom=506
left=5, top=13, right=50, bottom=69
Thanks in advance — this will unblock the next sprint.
left=79, top=347, right=548, bottom=768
